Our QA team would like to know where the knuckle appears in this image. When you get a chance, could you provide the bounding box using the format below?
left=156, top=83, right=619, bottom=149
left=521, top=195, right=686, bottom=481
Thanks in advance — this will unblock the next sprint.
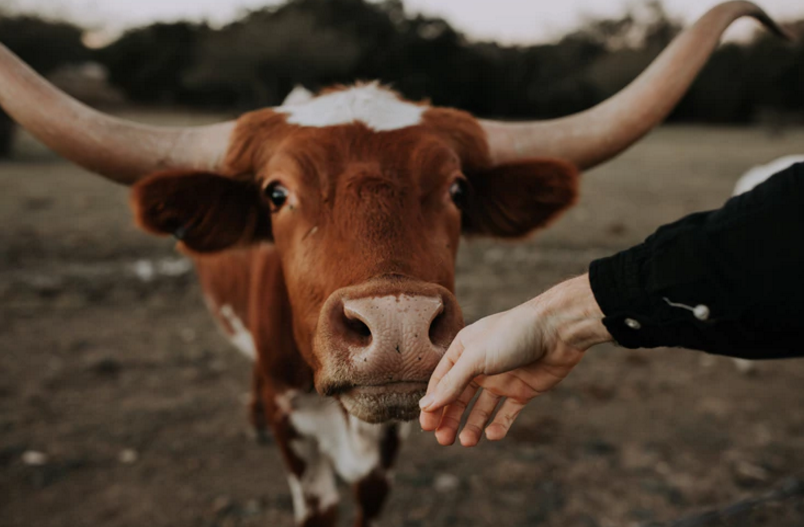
left=442, top=370, right=457, bottom=389
left=496, top=414, right=514, bottom=430
left=469, top=415, right=489, bottom=428
left=441, top=414, right=461, bottom=428
left=453, top=399, right=469, bottom=411
left=462, top=423, right=482, bottom=435
left=475, top=409, right=491, bottom=421
left=470, top=407, right=491, bottom=423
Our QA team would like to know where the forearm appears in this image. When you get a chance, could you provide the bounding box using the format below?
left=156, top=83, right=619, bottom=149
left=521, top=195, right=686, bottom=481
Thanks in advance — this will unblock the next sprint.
left=589, top=162, right=804, bottom=357
left=526, top=274, right=612, bottom=351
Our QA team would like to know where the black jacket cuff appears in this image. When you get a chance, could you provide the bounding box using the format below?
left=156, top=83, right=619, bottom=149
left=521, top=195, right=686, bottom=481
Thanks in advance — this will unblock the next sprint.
left=589, top=244, right=655, bottom=348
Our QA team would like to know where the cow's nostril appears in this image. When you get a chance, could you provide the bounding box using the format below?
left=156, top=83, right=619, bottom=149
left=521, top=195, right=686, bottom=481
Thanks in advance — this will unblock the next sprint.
left=346, top=317, right=372, bottom=339
left=340, top=308, right=373, bottom=347
left=428, top=306, right=449, bottom=347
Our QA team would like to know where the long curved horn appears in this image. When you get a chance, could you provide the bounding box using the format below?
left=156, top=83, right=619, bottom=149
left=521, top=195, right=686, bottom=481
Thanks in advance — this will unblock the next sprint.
left=0, top=43, right=234, bottom=185
left=481, top=1, right=793, bottom=170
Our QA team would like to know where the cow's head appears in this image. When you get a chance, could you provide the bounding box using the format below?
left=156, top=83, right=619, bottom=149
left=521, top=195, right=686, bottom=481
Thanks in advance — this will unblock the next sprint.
left=127, top=83, right=581, bottom=422
left=0, top=1, right=787, bottom=422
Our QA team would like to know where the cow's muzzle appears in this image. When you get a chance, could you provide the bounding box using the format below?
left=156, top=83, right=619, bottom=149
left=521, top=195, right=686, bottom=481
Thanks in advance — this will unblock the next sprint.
left=314, top=277, right=463, bottom=423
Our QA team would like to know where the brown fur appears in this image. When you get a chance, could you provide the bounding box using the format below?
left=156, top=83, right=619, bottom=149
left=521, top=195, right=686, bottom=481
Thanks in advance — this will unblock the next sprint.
left=130, top=170, right=272, bottom=252
left=354, top=469, right=391, bottom=526
left=303, top=505, right=338, bottom=527
left=379, top=423, right=401, bottom=469
left=462, top=158, right=580, bottom=237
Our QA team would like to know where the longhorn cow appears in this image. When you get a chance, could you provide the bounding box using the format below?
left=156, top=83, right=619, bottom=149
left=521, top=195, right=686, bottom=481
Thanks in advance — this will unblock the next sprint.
left=0, top=3, right=787, bottom=525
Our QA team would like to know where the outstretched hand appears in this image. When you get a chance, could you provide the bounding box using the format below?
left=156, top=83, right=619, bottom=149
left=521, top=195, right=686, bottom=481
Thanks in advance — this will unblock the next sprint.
left=418, top=274, right=611, bottom=446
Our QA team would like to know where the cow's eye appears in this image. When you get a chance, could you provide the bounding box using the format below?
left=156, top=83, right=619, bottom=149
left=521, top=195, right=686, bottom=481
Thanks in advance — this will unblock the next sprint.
left=264, top=182, right=289, bottom=212
left=449, top=179, right=468, bottom=209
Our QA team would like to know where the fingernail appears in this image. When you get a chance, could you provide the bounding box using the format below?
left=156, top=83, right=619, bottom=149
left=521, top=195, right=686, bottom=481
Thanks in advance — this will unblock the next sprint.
left=419, top=394, right=433, bottom=410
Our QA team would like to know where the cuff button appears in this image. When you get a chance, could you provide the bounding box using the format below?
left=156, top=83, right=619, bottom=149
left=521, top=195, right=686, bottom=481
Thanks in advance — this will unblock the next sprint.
left=624, top=318, right=642, bottom=330
left=693, top=305, right=710, bottom=321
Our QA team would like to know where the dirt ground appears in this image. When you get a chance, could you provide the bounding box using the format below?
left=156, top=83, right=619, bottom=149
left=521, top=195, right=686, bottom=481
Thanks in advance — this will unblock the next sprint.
left=2, top=113, right=804, bottom=527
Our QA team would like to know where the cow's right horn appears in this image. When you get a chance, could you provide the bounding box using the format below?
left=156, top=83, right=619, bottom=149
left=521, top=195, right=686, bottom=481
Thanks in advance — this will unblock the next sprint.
left=480, top=1, right=793, bottom=171
left=0, top=43, right=234, bottom=185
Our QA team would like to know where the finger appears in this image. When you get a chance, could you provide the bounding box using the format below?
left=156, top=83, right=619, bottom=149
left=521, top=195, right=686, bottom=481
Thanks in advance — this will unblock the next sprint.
left=423, top=335, right=465, bottom=398
left=419, top=403, right=443, bottom=431
left=422, top=351, right=482, bottom=413
left=419, top=339, right=464, bottom=426
left=459, top=389, right=502, bottom=447
left=485, top=398, right=526, bottom=441
left=419, top=340, right=472, bottom=430
left=475, top=371, right=545, bottom=402
left=434, top=381, right=479, bottom=446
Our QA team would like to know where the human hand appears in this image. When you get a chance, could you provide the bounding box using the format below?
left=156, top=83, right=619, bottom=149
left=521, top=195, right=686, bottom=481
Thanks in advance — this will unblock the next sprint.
left=418, top=274, right=611, bottom=446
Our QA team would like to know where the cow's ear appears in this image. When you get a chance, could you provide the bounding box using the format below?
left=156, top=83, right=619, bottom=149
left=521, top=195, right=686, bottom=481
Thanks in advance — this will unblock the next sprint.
left=130, top=170, right=272, bottom=253
left=462, top=158, right=579, bottom=238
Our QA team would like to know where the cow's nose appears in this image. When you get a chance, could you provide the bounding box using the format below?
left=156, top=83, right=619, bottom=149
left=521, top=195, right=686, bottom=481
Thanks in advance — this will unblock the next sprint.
left=330, top=291, right=461, bottom=381
left=341, top=295, right=446, bottom=350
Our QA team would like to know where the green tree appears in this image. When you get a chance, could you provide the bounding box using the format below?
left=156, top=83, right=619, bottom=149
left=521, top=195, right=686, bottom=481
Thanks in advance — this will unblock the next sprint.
left=97, top=22, right=208, bottom=105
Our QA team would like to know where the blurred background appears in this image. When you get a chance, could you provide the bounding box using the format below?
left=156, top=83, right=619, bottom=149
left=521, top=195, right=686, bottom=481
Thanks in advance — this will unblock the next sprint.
left=2, top=1, right=804, bottom=526
left=1, top=0, right=804, bottom=148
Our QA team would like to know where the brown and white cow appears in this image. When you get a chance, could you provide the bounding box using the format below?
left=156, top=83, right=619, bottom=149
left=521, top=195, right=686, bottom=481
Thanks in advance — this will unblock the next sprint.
left=0, top=3, right=787, bottom=525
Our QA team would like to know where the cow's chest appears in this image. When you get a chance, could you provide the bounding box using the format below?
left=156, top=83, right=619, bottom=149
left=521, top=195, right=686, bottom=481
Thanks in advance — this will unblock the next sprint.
left=277, top=390, right=409, bottom=523
left=280, top=390, right=403, bottom=482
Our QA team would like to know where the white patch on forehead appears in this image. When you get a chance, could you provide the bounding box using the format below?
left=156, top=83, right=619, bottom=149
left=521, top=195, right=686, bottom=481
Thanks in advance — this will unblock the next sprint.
left=285, top=391, right=386, bottom=483
left=277, top=82, right=425, bottom=131
left=218, top=305, right=256, bottom=361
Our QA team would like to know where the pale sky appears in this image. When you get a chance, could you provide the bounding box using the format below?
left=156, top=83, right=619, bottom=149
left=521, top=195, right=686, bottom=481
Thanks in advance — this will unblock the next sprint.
left=6, top=0, right=804, bottom=46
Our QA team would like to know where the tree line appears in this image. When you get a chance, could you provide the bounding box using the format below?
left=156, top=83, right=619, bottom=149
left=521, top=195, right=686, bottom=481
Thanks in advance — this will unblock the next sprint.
left=1, top=0, right=803, bottom=154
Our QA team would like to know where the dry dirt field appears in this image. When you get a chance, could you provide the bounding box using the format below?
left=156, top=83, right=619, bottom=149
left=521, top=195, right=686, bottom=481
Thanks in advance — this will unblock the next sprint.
left=2, top=113, right=804, bottom=527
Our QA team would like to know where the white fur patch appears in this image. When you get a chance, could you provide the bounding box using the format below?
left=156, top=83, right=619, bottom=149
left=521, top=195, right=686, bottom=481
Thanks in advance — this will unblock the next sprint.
left=218, top=305, right=256, bottom=360
left=277, top=82, right=425, bottom=132
left=733, top=155, right=804, bottom=196
left=285, top=391, right=386, bottom=483
left=283, top=85, right=315, bottom=105
left=286, top=438, right=339, bottom=524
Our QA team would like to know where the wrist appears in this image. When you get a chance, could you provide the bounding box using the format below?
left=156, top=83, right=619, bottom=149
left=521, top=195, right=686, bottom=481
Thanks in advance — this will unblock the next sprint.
left=529, top=274, right=612, bottom=350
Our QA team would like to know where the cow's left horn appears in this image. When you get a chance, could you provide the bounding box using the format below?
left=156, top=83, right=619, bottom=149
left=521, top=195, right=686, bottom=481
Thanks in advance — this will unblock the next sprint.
left=0, top=43, right=234, bottom=185
left=481, top=1, right=793, bottom=171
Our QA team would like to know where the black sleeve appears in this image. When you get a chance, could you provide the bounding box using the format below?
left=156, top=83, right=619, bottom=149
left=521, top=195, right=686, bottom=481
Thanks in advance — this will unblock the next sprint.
left=588, top=162, right=804, bottom=359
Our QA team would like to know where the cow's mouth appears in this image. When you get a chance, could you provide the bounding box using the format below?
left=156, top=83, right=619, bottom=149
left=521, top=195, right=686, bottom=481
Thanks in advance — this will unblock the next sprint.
left=338, top=381, right=427, bottom=423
